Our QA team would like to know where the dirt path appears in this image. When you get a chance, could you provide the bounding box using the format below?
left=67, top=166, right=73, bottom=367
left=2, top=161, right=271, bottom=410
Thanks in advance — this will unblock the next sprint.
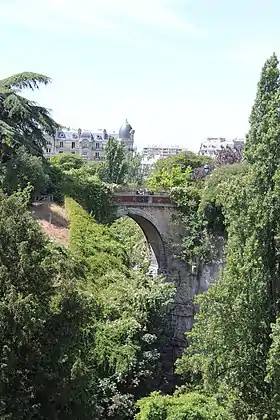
left=31, top=202, right=69, bottom=247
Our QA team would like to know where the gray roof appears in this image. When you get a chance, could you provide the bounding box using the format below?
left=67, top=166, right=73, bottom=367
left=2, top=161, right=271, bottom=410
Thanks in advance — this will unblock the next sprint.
left=80, top=131, right=92, bottom=139
left=119, top=119, right=133, bottom=139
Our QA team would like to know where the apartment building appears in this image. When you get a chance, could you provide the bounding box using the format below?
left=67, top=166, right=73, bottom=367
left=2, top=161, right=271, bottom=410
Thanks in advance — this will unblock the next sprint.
left=142, top=145, right=185, bottom=159
left=44, top=119, right=135, bottom=161
left=198, top=137, right=244, bottom=157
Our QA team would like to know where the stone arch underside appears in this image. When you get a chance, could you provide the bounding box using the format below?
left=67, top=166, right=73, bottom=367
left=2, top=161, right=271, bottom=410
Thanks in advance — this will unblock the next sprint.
left=116, top=207, right=168, bottom=272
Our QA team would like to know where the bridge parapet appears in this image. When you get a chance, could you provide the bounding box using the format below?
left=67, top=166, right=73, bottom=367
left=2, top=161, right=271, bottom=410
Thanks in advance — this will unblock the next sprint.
left=112, top=193, right=175, bottom=207
left=114, top=187, right=168, bottom=195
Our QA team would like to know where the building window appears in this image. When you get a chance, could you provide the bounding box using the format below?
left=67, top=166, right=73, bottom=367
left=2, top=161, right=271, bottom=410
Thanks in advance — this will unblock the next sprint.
left=58, top=131, right=65, bottom=139
left=71, top=142, right=75, bottom=149
left=46, top=148, right=51, bottom=153
left=59, top=151, right=63, bottom=154
left=59, top=141, right=63, bottom=148
left=95, top=152, right=100, bottom=159
left=71, top=151, right=75, bottom=154
left=96, top=143, right=100, bottom=149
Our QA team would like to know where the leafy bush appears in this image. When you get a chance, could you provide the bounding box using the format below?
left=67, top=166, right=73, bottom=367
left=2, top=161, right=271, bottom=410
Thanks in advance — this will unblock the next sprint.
left=136, top=391, right=232, bottom=420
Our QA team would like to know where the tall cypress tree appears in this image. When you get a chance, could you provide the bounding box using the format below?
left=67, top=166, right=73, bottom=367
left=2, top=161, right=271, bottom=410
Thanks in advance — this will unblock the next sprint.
left=177, top=54, right=280, bottom=419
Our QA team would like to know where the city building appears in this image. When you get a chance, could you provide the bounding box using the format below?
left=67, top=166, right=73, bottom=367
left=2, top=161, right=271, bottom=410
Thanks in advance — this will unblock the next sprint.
left=44, top=119, right=135, bottom=161
left=142, top=145, right=186, bottom=159
left=139, top=145, right=186, bottom=178
left=198, top=137, right=245, bottom=157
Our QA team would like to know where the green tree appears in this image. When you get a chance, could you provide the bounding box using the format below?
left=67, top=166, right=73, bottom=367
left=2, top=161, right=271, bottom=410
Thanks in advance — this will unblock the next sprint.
left=148, top=151, right=212, bottom=192
left=50, top=153, right=84, bottom=171
left=152, top=151, right=212, bottom=175
left=0, top=189, right=102, bottom=418
left=0, top=72, right=59, bottom=159
left=199, top=162, right=247, bottom=235
left=48, top=158, right=103, bottom=203
left=99, top=137, right=128, bottom=184
left=149, top=166, right=192, bottom=191
left=0, top=146, right=50, bottom=196
left=125, top=152, right=144, bottom=185
left=177, top=54, right=280, bottom=418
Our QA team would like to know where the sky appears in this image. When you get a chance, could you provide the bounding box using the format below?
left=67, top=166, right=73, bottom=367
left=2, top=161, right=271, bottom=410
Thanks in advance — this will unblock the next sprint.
left=2, top=0, right=280, bottom=151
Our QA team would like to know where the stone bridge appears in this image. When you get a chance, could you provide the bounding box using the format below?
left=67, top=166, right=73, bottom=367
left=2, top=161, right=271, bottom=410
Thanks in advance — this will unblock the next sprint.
left=112, top=190, right=223, bottom=386
left=112, top=192, right=201, bottom=358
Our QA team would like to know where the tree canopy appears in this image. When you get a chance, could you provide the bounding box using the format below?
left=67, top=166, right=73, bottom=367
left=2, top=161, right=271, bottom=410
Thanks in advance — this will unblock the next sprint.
left=176, top=53, right=280, bottom=419
left=50, top=153, right=84, bottom=171
left=0, top=72, right=59, bottom=160
left=99, top=137, right=128, bottom=184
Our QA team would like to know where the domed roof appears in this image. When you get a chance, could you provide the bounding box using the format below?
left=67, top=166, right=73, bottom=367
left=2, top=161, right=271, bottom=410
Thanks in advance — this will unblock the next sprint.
left=119, top=119, right=133, bottom=139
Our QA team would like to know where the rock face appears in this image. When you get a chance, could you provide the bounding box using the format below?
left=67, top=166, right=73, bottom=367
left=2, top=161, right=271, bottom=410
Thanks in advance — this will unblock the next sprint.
left=197, top=236, right=225, bottom=294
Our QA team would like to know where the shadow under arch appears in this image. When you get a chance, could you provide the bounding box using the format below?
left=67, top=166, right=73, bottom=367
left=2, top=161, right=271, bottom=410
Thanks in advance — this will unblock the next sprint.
left=116, top=208, right=168, bottom=273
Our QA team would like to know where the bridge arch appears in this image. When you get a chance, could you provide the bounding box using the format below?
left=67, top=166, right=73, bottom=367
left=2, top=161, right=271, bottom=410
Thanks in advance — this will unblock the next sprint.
left=116, top=207, right=168, bottom=273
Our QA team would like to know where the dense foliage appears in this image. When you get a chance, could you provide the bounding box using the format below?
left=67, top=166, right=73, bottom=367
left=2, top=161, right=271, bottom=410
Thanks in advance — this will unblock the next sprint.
left=61, top=167, right=114, bottom=222
left=148, top=151, right=212, bottom=191
left=65, top=198, right=175, bottom=418
left=174, top=53, right=280, bottom=419
left=0, top=189, right=101, bottom=418
left=98, top=137, right=129, bottom=184
left=136, top=391, right=232, bottom=420
left=65, top=197, right=128, bottom=278
left=124, top=152, right=144, bottom=186
left=0, top=146, right=50, bottom=197
left=136, top=53, right=280, bottom=420
left=0, top=189, right=174, bottom=418
left=110, top=217, right=150, bottom=271
left=50, top=153, right=84, bottom=171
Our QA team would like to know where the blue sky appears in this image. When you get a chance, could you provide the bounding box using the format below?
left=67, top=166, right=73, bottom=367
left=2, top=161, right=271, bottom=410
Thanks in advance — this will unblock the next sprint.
left=2, top=0, right=280, bottom=151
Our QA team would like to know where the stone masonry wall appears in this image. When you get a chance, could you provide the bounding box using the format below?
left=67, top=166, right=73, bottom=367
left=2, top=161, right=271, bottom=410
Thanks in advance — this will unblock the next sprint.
left=114, top=202, right=225, bottom=390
